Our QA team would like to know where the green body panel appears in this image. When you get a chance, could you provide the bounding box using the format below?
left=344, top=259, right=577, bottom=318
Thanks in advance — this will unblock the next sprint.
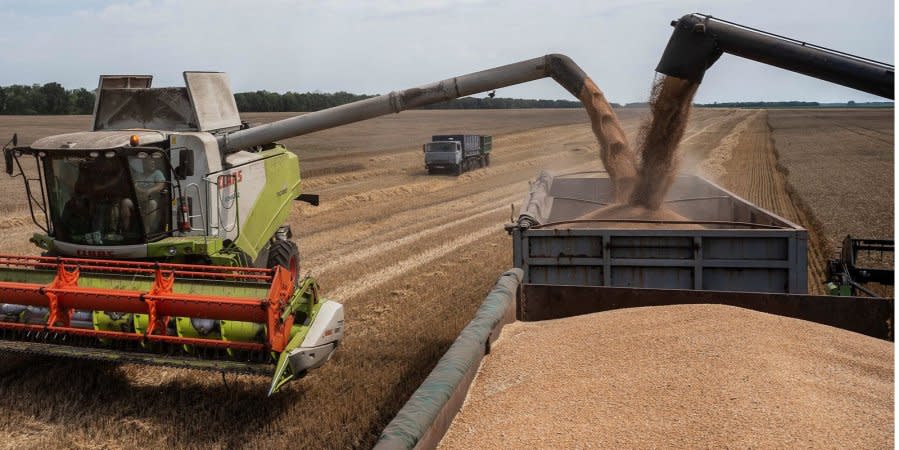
left=269, top=299, right=325, bottom=395
left=826, top=281, right=854, bottom=296
left=94, top=312, right=135, bottom=333
left=221, top=320, right=265, bottom=342
left=32, top=232, right=243, bottom=266
left=133, top=314, right=149, bottom=336
left=0, top=266, right=270, bottom=298
left=29, top=233, right=52, bottom=251
left=233, top=145, right=302, bottom=262
left=145, top=236, right=226, bottom=260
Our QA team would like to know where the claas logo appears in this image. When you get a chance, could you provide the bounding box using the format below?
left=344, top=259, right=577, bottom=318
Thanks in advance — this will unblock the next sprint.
left=218, top=171, right=243, bottom=188
left=76, top=249, right=114, bottom=257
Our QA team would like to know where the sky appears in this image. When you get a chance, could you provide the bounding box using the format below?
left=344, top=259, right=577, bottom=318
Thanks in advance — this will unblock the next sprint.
left=0, top=0, right=893, bottom=103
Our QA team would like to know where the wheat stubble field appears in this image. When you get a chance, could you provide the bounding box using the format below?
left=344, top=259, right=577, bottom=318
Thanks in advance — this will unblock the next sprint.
left=0, top=107, right=892, bottom=449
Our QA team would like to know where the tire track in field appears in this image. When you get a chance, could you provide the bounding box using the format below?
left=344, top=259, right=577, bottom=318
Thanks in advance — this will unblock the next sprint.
left=679, top=109, right=754, bottom=173
left=0, top=214, right=33, bottom=230
left=325, top=222, right=503, bottom=302
left=295, top=128, right=608, bottom=243
left=838, top=124, right=894, bottom=146
left=696, top=111, right=759, bottom=179
left=312, top=194, right=520, bottom=276
left=680, top=109, right=744, bottom=144
left=717, top=111, right=828, bottom=293
left=308, top=158, right=602, bottom=297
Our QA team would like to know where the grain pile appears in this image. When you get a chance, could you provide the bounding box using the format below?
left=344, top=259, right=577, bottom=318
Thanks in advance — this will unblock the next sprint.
left=568, top=203, right=702, bottom=229
left=439, top=305, right=893, bottom=449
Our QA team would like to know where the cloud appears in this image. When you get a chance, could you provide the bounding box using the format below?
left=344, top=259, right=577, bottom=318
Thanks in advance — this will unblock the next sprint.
left=0, top=0, right=892, bottom=102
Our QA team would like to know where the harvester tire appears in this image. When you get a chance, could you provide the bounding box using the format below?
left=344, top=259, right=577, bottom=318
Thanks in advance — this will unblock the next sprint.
left=454, top=164, right=462, bottom=176
left=268, top=239, right=300, bottom=284
left=485, top=154, right=491, bottom=166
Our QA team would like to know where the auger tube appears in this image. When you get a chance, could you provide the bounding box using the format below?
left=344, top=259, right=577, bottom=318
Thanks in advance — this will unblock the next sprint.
left=656, top=13, right=894, bottom=98
left=220, top=54, right=595, bottom=153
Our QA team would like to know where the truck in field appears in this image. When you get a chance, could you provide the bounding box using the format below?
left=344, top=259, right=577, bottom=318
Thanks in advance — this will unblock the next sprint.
left=423, top=134, right=492, bottom=175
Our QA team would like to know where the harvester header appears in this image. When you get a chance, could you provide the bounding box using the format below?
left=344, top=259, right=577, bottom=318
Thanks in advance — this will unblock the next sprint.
left=0, top=254, right=342, bottom=394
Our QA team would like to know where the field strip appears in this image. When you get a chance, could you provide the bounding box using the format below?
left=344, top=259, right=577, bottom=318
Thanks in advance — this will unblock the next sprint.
left=325, top=223, right=502, bottom=302
left=312, top=194, right=519, bottom=275
left=0, top=214, right=34, bottom=230
left=305, top=152, right=581, bottom=217
left=838, top=125, right=894, bottom=146
left=697, top=111, right=761, bottom=179
left=303, top=167, right=394, bottom=190
left=680, top=110, right=749, bottom=145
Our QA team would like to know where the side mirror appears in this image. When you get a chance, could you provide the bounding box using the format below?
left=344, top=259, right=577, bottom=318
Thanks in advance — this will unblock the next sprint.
left=11, top=134, right=16, bottom=146
left=176, top=148, right=195, bottom=179
left=422, top=144, right=427, bottom=152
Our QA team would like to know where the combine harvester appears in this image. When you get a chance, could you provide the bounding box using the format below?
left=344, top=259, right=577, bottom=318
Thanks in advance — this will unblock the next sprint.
left=0, top=56, right=639, bottom=393
left=376, top=13, right=894, bottom=449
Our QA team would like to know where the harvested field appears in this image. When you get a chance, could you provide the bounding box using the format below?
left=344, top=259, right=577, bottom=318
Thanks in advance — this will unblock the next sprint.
left=440, top=304, right=894, bottom=449
left=768, top=109, right=894, bottom=248
left=0, top=108, right=892, bottom=448
left=769, top=109, right=894, bottom=294
left=686, top=108, right=894, bottom=294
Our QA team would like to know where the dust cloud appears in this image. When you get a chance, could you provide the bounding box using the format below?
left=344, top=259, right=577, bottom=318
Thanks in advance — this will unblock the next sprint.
left=629, top=76, right=700, bottom=210
left=575, top=75, right=701, bottom=227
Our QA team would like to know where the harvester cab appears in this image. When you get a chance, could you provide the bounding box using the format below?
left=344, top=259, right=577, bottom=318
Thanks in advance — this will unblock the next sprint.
left=6, top=72, right=288, bottom=266
left=0, top=72, right=344, bottom=394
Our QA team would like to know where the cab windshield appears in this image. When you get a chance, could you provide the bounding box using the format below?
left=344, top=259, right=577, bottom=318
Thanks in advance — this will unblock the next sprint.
left=44, top=151, right=172, bottom=245
left=425, top=142, right=458, bottom=152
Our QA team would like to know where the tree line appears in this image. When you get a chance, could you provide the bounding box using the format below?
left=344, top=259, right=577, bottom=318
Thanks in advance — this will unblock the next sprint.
left=233, top=90, right=377, bottom=112
left=236, top=92, right=586, bottom=110
left=0, top=83, right=95, bottom=115
left=6, top=83, right=881, bottom=114
left=694, top=101, right=821, bottom=108
left=421, top=97, right=585, bottom=109
left=0, top=83, right=586, bottom=115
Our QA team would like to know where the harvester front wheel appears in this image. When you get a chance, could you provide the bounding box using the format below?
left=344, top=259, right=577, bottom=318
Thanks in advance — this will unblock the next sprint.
left=268, top=239, right=300, bottom=284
